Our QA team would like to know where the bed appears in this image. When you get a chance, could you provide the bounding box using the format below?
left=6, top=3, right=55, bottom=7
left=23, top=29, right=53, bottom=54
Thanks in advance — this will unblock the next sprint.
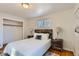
left=3, top=29, right=53, bottom=56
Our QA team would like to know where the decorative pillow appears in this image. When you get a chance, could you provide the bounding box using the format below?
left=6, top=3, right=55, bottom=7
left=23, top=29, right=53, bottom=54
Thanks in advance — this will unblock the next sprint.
left=42, top=34, right=49, bottom=40
left=33, top=33, right=43, bottom=39
left=35, top=35, right=42, bottom=40
left=33, top=33, right=49, bottom=40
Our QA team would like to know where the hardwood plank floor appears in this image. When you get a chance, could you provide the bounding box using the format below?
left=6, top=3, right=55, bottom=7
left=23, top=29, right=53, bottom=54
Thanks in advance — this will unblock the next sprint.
left=48, top=48, right=74, bottom=56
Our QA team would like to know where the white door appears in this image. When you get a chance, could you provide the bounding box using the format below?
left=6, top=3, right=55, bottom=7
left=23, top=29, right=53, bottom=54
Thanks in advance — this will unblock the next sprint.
left=3, top=25, right=23, bottom=44
left=0, top=17, right=3, bottom=48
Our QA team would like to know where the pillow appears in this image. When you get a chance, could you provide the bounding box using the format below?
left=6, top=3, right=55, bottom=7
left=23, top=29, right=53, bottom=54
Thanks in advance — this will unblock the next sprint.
left=33, top=33, right=43, bottom=39
left=35, top=35, right=42, bottom=40
left=42, top=33, right=49, bottom=40
left=33, top=33, right=49, bottom=40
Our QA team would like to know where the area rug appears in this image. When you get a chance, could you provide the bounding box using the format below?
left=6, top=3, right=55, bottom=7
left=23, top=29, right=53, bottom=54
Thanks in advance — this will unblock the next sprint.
left=44, top=51, right=59, bottom=56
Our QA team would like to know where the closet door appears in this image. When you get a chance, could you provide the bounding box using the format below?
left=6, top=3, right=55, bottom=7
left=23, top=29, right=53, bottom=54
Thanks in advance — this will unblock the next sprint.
left=12, top=26, right=23, bottom=41
left=3, top=26, right=14, bottom=44
left=0, top=17, right=3, bottom=48
left=3, top=18, right=23, bottom=44
left=3, top=26, right=23, bottom=44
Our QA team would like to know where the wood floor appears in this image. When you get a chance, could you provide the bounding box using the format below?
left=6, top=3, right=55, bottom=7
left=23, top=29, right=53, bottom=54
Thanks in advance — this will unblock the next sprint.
left=0, top=44, right=74, bottom=56
left=48, top=48, right=74, bottom=56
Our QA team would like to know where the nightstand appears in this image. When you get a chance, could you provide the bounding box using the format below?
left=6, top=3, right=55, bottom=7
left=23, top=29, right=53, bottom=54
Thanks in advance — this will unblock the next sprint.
left=51, top=39, right=63, bottom=51
left=27, top=35, right=33, bottom=38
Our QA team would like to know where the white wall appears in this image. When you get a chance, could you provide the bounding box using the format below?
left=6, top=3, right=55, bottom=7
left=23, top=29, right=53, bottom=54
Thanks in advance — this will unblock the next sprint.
left=23, top=19, right=32, bottom=39
left=50, top=4, right=79, bottom=56
left=23, top=19, right=38, bottom=39
left=0, top=13, right=24, bottom=22
left=73, top=4, right=79, bottom=56
left=49, top=9, right=76, bottom=52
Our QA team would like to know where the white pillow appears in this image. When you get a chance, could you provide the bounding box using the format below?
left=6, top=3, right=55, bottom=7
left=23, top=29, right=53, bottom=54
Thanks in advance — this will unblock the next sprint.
left=42, top=33, right=49, bottom=40
left=33, top=33, right=49, bottom=40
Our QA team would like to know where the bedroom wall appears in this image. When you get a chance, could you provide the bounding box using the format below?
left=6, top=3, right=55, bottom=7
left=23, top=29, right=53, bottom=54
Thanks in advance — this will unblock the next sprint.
left=23, top=6, right=79, bottom=55
left=73, top=4, right=79, bottom=56
left=49, top=4, right=79, bottom=56
left=0, top=13, right=26, bottom=47
left=23, top=20, right=33, bottom=39
left=49, top=9, right=75, bottom=52
left=23, top=18, right=38, bottom=39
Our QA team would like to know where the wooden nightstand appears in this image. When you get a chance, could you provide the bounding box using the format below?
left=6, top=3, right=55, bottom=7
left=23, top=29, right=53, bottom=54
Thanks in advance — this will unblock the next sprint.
left=27, top=35, right=33, bottom=38
left=51, top=39, right=63, bottom=51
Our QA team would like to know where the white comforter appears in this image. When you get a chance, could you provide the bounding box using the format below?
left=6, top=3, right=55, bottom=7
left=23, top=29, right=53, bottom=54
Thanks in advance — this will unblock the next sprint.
left=3, top=38, right=51, bottom=56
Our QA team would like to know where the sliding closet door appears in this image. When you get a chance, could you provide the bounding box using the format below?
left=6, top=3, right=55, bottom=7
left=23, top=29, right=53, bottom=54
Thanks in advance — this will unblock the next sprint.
left=0, top=17, right=3, bottom=48
left=3, top=18, right=23, bottom=44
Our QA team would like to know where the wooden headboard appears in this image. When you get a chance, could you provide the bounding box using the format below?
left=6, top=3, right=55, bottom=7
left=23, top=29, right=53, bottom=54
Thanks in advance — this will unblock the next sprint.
left=35, top=29, right=53, bottom=39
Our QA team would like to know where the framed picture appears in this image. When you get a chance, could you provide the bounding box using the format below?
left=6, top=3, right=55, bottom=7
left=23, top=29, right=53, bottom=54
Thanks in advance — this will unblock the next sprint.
left=75, top=26, right=79, bottom=33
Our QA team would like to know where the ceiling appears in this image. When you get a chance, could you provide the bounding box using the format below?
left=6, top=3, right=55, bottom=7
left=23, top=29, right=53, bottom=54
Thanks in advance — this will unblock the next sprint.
left=0, top=3, right=76, bottom=18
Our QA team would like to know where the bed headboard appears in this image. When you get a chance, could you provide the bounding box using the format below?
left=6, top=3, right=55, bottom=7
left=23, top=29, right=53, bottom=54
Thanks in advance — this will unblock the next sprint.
left=35, top=29, right=53, bottom=39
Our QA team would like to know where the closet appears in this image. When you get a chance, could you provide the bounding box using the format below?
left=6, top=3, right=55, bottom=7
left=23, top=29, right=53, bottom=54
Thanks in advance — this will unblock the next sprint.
left=3, top=18, right=23, bottom=44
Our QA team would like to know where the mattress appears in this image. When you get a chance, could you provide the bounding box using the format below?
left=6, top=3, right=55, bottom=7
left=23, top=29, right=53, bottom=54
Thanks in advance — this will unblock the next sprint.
left=3, top=38, right=51, bottom=56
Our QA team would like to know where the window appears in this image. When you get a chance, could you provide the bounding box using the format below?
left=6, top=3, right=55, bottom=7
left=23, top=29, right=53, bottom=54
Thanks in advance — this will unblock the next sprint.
left=37, top=18, right=51, bottom=28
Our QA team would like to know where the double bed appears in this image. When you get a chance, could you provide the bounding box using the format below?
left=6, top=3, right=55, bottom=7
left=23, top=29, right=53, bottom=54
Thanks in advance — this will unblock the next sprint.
left=3, top=29, right=53, bottom=56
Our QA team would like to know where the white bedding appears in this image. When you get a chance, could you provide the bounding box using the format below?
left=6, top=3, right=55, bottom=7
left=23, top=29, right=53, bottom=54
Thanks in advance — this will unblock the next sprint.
left=3, top=38, right=51, bottom=56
